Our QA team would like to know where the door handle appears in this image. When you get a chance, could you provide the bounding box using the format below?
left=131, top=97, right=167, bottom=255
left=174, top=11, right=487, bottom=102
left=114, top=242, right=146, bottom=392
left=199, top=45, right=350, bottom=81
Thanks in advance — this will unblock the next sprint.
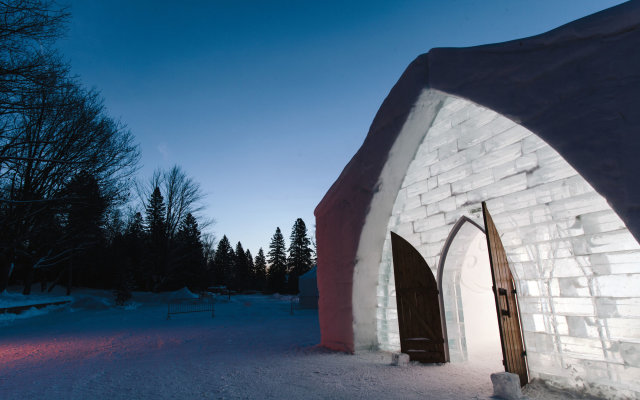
left=498, top=288, right=511, bottom=317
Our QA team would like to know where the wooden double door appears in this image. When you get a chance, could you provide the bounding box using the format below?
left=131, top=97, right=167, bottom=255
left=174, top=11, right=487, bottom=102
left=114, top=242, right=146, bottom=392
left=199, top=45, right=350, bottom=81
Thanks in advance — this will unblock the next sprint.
left=390, top=202, right=528, bottom=385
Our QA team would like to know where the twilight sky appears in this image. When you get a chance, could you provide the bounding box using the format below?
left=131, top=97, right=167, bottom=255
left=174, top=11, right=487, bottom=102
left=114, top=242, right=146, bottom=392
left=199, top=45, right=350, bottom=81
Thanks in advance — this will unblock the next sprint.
left=57, top=0, right=625, bottom=254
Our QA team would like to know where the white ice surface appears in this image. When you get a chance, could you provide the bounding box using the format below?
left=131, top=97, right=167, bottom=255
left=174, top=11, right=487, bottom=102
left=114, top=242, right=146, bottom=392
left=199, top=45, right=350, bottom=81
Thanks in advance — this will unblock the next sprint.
left=0, top=287, right=595, bottom=399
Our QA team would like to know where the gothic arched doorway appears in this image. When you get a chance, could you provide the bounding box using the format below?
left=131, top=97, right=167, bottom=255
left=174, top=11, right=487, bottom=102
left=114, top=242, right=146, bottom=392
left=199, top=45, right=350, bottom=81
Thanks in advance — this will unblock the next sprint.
left=437, top=216, right=502, bottom=367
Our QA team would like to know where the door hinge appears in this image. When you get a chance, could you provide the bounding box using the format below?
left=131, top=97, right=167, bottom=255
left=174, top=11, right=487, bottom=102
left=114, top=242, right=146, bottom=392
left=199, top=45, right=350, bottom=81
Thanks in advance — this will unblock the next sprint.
left=522, top=351, right=527, bottom=357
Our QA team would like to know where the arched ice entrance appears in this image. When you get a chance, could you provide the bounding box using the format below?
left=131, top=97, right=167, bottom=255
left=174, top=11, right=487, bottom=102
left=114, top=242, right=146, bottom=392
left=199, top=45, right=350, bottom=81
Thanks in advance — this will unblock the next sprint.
left=390, top=208, right=529, bottom=384
left=437, top=217, right=502, bottom=367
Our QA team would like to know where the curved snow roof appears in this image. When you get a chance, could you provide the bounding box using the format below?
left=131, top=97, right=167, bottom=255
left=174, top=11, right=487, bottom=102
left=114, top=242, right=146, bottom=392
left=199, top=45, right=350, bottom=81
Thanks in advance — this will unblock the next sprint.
left=315, top=1, right=640, bottom=352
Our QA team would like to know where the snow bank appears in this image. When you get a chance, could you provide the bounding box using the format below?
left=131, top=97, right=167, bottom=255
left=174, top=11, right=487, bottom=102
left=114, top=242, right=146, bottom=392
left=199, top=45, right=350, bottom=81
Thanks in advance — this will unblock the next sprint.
left=0, top=286, right=204, bottom=324
left=0, top=289, right=70, bottom=308
left=0, top=304, right=67, bottom=324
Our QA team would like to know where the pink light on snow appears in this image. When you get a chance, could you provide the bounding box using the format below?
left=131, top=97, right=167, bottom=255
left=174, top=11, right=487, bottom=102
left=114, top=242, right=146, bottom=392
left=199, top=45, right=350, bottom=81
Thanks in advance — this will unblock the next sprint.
left=0, top=327, right=192, bottom=371
left=0, top=336, right=114, bottom=366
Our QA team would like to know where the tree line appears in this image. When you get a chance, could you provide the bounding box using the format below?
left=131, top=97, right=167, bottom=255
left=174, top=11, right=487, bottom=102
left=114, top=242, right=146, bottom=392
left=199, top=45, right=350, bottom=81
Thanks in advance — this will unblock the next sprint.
left=211, top=218, right=315, bottom=296
left=0, top=1, right=316, bottom=301
left=115, top=177, right=315, bottom=303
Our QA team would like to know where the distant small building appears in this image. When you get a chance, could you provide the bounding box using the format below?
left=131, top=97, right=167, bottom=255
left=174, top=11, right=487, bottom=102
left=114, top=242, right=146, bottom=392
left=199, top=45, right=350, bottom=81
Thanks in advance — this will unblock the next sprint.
left=315, top=3, right=640, bottom=399
left=298, top=266, right=318, bottom=309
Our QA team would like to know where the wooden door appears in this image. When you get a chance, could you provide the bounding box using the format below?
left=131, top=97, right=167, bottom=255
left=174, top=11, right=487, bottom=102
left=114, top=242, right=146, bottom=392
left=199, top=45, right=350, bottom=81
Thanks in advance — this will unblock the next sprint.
left=482, top=202, right=529, bottom=386
left=390, top=232, right=446, bottom=363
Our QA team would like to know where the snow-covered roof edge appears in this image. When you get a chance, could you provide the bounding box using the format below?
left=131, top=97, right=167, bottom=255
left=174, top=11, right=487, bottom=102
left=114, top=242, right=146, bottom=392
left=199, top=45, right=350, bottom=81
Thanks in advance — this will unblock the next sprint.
left=314, top=55, right=429, bottom=352
left=428, top=0, right=640, bottom=241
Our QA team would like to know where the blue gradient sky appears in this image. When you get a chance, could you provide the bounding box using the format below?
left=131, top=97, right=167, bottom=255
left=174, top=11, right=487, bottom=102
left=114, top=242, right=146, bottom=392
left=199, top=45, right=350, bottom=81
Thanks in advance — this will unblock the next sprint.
left=58, top=0, right=625, bottom=254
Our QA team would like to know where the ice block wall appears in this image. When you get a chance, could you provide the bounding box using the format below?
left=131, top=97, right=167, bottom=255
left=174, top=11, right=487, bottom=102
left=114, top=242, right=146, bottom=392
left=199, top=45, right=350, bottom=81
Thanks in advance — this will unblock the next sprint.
left=377, top=94, right=640, bottom=399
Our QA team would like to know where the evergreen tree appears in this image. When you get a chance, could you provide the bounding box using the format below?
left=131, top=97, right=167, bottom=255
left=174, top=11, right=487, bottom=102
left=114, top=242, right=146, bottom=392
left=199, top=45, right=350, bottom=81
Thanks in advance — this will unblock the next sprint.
left=64, top=171, right=108, bottom=289
left=212, top=235, right=234, bottom=287
left=144, top=186, right=167, bottom=291
left=205, top=243, right=216, bottom=285
left=126, top=212, right=145, bottom=238
left=107, top=213, right=131, bottom=302
left=113, top=240, right=134, bottom=306
left=245, top=249, right=254, bottom=288
left=146, top=186, right=166, bottom=236
left=174, top=213, right=206, bottom=291
left=254, top=248, right=267, bottom=292
left=104, top=209, right=127, bottom=293
left=65, top=172, right=106, bottom=239
left=287, top=218, right=313, bottom=293
left=177, top=214, right=201, bottom=246
left=267, top=227, right=287, bottom=293
left=232, top=242, right=249, bottom=291
left=124, top=212, right=146, bottom=290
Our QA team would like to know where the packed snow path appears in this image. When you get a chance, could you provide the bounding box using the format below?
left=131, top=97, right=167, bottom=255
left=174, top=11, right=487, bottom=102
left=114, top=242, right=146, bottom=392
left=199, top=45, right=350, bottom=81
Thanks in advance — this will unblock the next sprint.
left=0, top=291, right=593, bottom=399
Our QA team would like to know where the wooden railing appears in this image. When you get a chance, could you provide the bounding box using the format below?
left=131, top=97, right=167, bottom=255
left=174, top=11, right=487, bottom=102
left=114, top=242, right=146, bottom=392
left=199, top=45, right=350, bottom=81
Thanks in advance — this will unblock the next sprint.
left=167, top=297, right=215, bottom=319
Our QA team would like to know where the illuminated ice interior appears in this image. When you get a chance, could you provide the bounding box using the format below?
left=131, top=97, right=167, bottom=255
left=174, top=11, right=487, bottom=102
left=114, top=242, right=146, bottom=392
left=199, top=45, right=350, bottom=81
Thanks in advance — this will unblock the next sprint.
left=376, top=94, right=640, bottom=398
left=441, top=221, right=502, bottom=365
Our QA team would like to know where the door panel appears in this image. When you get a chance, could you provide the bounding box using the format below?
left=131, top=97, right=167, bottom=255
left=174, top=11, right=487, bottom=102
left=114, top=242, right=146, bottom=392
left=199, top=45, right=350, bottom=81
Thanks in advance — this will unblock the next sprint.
left=482, top=202, right=529, bottom=386
left=390, top=232, right=446, bottom=363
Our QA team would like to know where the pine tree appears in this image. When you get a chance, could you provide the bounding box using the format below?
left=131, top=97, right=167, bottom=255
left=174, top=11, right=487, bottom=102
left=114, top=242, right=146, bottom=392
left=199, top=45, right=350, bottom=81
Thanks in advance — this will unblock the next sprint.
left=205, top=245, right=216, bottom=285
left=108, top=216, right=131, bottom=304
left=144, top=186, right=167, bottom=291
left=124, top=212, right=146, bottom=290
left=254, top=248, right=267, bottom=292
left=232, top=242, right=249, bottom=291
left=64, top=171, right=108, bottom=289
left=245, top=249, right=254, bottom=289
left=267, top=227, right=287, bottom=293
left=146, top=186, right=166, bottom=237
left=178, top=213, right=201, bottom=242
left=65, top=172, right=107, bottom=244
left=212, top=235, right=234, bottom=287
left=287, top=218, right=313, bottom=293
left=126, top=212, right=145, bottom=238
left=174, top=213, right=206, bottom=290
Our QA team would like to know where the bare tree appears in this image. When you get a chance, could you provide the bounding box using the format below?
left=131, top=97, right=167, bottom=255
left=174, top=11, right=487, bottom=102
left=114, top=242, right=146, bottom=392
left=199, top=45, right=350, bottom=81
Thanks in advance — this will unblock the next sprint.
left=2, top=77, right=139, bottom=200
left=0, top=0, right=69, bottom=115
left=201, top=232, right=216, bottom=264
left=0, top=2, right=71, bottom=292
left=136, top=165, right=207, bottom=239
left=0, top=73, right=140, bottom=292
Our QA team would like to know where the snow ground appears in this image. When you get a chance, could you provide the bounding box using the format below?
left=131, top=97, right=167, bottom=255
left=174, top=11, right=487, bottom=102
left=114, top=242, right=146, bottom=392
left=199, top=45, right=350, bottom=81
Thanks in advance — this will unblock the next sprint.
left=0, top=288, right=600, bottom=399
